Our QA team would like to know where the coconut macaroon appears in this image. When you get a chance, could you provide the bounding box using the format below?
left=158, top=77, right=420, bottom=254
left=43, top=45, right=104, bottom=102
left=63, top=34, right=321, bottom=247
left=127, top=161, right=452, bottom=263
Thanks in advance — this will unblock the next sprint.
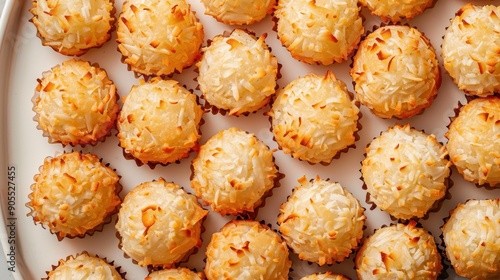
left=191, top=127, right=278, bottom=216
left=278, top=176, right=365, bottom=265
left=117, top=0, right=204, bottom=77
left=197, top=29, right=278, bottom=116
left=441, top=199, right=500, bottom=280
left=355, top=222, right=442, bottom=279
left=268, top=71, right=360, bottom=164
left=30, top=0, right=115, bottom=56
left=442, top=4, right=500, bottom=96
left=361, top=124, right=450, bottom=219
left=300, top=272, right=351, bottom=280
left=146, top=267, right=205, bottom=280
left=33, top=59, right=119, bottom=147
left=275, top=0, right=363, bottom=65
left=359, top=0, right=434, bottom=23
left=117, top=78, right=203, bottom=166
left=28, top=152, right=121, bottom=240
left=201, top=0, right=275, bottom=25
left=46, top=252, right=123, bottom=280
left=350, top=25, right=441, bottom=119
left=205, top=220, right=291, bottom=279
left=115, top=179, right=208, bottom=268
left=446, top=97, right=500, bottom=186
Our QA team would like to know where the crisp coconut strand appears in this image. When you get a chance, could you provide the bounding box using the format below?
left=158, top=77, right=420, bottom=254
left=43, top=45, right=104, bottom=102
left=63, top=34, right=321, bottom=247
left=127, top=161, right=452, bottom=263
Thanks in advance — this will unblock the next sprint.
left=351, top=25, right=441, bottom=119
left=201, top=0, right=275, bottom=25
left=362, top=124, right=450, bottom=219
left=30, top=0, right=115, bottom=56
left=359, top=0, right=434, bottom=23
left=115, top=179, right=208, bottom=268
left=275, top=0, right=363, bottom=65
left=191, top=127, right=278, bottom=215
left=146, top=267, right=205, bottom=280
left=446, top=97, right=500, bottom=186
left=269, top=71, right=359, bottom=164
left=442, top=4, right=500, bottom=96
left=278, top=176, right=365, bottom=265
left=117, top=0, right=204, bottom=76
left=442, top=199, right=500, bottom=280
left=205, top=220, right=291, bottom=279
left=47, top=253, right=122, bottom=280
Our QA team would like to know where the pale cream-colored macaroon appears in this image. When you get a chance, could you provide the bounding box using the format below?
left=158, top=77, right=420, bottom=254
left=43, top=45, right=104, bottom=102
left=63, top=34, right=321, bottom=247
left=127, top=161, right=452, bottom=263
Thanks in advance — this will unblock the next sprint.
left=442, top=4, right=500, bottom=96
left=115, top=179, right=208, bottom=268
left=30, top=0, right=115, bottom=56
left=359, top=0, right=434, bottom=23
left=46, top=252, right=123, bottom=280
left=278, top=176, right=365, bottom=265
left=33, top=59, right=119, bottom=147
left=268, top=71, right=359, bottom=164
left=117, top=0, right=204, bottom=77
left=197, top=29, right=278, bottom=116
left=446, top=97, right=500, bottom=186
left=117, top=78, right=203, bottom=166
left=275, top=0, right=363, bottom=65
left=205, top=220, right=291, bottom=279
left=201, top=0, right=275, bottom=25
left=28, top=152, right=121, bottom=240
left=146, top=267, right=205, bottom=280
left=191, top=127, right=278, bottom=216
left=300, top=272, right=350, bottom=280
left=356, top=221, right=442, bottom=280
left=361, top=124, right=450, bottom=219
left=350, top=25, right=441, bottom=119
left=442, top=199, right=500, bottom=280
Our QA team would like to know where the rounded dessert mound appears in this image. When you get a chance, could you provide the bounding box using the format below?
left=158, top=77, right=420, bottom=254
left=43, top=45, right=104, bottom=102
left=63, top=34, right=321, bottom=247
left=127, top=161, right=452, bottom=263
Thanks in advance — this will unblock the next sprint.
left=117, top=0, right=204, bottom=77
left=446, top=97, right=500, bottom=186
left=300, top=272, right=351, bottom=280
left=350, top=25, right=441, bottom=119
left=30, top=0, right=115, bottom=56
left=146, top=267, right=205, bottom=280
left=33, top=59, right=119, bottom=147
left=361, top=124, right=451, bottom=219
left=275, top=0, right=363, bottom=65
left=442, top=4, right=500, bottom=96
left=197, top=29, right=278, bottom=116
left=205, top=220, right=291, bottom=279
left=115, top=178, right=208, bottom=268
left=117, top=78, right=204, bottom=166
left=441, top=199, right=500, bottom=280
left=191, top=127, right=278, bottom=216
left=268, top=71, right=360, bottom=164
left=201, top=0, right=275, bottom=25
left=355, top=221, right=442, bottom=279
left=278, top=176, right=365, bottom=265
left=359, top=0, right=434, bottom=23
left=45, top=252, right=123, bottom=280
left=28, top=152, right=121, bottom=240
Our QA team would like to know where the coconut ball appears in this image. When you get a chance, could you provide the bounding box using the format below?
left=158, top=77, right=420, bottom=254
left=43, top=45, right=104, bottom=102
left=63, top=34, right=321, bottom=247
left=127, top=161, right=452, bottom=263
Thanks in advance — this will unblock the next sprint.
left=359, top=0, right=434, bottom=23
left=205, top=220, right=291, bottom=279
left=191, top=127, right=278, bottom=215
left=442, top=199, right=500, bottom=280
left=268, top=71, right=359, bottom=164
left=201, top=0, right=275, bottom=25
left=275, top=0, right=363, bottom=65
left=446, top=97, right=500, bottom=186
left=30, top=0, right=115, bottom=56
left=361, top=124, right=451, bottom=219
left=117, top=0, right=204, bottom=76
left=442, top=4, right=500, bottom=96
left=33, top=59, right=119, bottom=147
left=356, top=222, right=442, bottom=279
left=117, top=78, right=203, bottom=166
left=197, top=29, right=278, bottom=116
left=146, top=267, right=205, bottom=280
left=350, top=25, right=441, bottom=119
left=278, top=176, right=365, bottom=265
left=47, top=252, right=122, bottom=280
left=300, top=272, right=350, bottom=280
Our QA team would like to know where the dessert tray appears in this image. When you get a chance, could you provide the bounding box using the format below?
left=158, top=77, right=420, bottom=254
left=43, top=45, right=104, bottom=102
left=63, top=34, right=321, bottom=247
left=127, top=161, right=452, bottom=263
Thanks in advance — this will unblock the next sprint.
left=0, top=0, right=498, bottom=279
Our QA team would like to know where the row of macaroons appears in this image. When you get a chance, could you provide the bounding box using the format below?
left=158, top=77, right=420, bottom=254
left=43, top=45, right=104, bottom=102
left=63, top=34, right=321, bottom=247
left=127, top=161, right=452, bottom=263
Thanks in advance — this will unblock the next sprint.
left=28, top=132, right=500, bottom=280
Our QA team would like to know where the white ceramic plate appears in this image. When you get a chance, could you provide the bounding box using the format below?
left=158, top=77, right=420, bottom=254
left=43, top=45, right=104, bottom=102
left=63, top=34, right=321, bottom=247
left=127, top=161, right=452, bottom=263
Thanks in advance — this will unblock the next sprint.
left=1, top=0, right=498, bottom=279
